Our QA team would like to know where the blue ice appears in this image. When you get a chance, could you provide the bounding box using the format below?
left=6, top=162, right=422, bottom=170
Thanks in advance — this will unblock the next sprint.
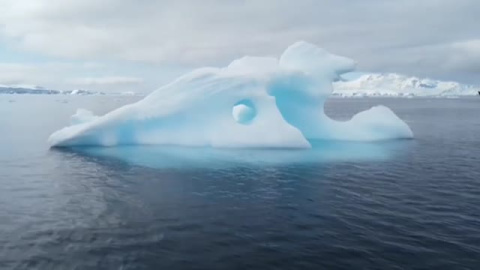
left=49, top=42, right=413, bottom=148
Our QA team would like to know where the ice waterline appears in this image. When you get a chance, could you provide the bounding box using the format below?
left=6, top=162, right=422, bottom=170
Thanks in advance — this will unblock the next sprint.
left=48, top=42, right=413, bottom=148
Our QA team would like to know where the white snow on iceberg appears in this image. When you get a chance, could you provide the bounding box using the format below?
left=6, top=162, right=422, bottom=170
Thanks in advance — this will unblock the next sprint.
left=49, top=42, right=413, bottom=148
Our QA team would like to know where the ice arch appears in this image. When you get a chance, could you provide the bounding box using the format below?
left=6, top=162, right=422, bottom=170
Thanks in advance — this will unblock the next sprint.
left=49, top=41, right=413, bottom=148
left=232, top=100, right=256, bottom=125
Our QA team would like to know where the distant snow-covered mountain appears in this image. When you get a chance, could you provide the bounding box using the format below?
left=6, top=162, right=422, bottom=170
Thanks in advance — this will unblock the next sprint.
left=0, top=85, right=104, bottom=95
left=2, top=74, right=478, bottom=97
left=333, top=73, right=479, bottom=97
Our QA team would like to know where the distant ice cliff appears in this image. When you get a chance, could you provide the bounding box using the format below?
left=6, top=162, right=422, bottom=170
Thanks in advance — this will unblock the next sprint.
left=0, top=85, right=103, bottom=95
left=333, top=73, right=479, bottom=97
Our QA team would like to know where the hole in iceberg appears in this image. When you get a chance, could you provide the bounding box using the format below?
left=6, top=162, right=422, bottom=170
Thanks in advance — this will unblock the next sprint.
left=232, top=99, right=256, bottom=125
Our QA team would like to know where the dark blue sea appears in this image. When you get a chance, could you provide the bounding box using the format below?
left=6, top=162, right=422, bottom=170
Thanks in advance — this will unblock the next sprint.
left=1, top=96, right=480, bottom=269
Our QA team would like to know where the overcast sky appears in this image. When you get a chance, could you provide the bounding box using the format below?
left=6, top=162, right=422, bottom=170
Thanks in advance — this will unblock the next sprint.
left=0, top=0, right=479, bottom=92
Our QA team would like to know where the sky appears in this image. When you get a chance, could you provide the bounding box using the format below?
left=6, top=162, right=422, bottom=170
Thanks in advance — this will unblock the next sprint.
left=0, top=0, right=479, bottom=93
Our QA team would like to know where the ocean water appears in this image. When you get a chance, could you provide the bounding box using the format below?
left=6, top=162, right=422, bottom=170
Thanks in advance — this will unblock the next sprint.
left=1, top=95, right=480, bottom=269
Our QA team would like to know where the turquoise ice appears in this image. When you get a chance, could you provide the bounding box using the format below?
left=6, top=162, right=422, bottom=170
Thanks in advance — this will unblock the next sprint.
left=49, top=42, right=413, bottom=148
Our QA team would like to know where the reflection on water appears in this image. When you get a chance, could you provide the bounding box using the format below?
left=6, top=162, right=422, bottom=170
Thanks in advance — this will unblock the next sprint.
left=3, top=96, right=480, bottom=269
left=56, top=140, right=413, bottom=169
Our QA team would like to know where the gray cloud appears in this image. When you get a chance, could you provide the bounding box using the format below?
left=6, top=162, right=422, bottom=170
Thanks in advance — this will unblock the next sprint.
left=69, top=76, right=143, bottom=85
left=0, top=62, right=148, bottom=92
left=0, top=62, right=76, bottom=87
left=68, top=76, right=143, bottom=88
left=0, top=0, right=479, bottom=85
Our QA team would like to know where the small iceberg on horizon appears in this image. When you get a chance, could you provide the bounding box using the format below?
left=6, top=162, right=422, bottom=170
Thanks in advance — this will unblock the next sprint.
left=49, top=41, right=413, bottom=148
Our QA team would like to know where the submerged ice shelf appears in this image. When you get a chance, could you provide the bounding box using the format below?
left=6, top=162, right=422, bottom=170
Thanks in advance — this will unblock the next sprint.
left=49, top=42, right=413, bottom=148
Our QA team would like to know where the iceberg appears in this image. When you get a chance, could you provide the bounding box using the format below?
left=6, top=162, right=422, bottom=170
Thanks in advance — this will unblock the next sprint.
left=70, top=109, right=100, bottom=125
left=49, top=42, right=413, bottom=148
